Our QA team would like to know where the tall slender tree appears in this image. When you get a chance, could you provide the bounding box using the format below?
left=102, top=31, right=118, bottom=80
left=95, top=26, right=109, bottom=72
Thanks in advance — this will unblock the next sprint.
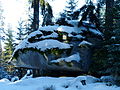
left=105, top=0, right=120, bottom=85
left=42, top=2, right=53, bottom=26
left=40, top=0, right=45, bottom=15
left=105, top=0, right=114, bottom=40
left=24, top=1, right=34, bottom=35
left=32, top=0, right=40, bottom=31
left=78, top=1, right=99, bottom=28
left=16, top=19, right=27, bottom=43
left=3, top=25, right=15, bottom=62
left=0, top=1, right=4, bottom=32
left=0, top=1, right=4, bottom=62
left=64, top=0, right=78, bottom=20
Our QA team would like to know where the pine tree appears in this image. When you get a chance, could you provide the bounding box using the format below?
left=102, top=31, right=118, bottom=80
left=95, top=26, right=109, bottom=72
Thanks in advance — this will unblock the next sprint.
left=0, top=1, right=4, bottom=32
left=78, top=1, right=99, bottom=28
left=42, top=2, right=53, bottom=26
left=82, top=0, right=106, bottom=77
left=3, top=25, right=15, bottom=62
left=64, top=0, right=78, bottom=20
left=23, top=1, right=34, bottom=35
left=92, top=0, right=120, bottom=85
left=0, top=40, right=2, bottom=62
left=40, top=0, right=45, bottom=16
left=104, top=0, right=120, bottom=85
left=0, top=1, right=5, bottom=63
left=101, top=0, right=114, bottom=42
left=16, top=19, right=27, bottom=43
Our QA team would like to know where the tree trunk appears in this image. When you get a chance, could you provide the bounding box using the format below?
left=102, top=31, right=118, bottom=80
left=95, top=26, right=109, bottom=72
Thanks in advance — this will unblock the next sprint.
left=105, top=0, right=114, bottom=39
left=0, top=40, right=2, bottom=60
left=33, top=0, right=39, bottom=31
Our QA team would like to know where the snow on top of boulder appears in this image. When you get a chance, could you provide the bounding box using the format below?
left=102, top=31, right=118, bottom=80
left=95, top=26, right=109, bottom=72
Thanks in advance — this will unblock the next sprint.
left=89, top=28, right=103, bottom=36
left=65, top=53, right=80, bottom=62
left=39, top=25, right=59, bottom=32
left=35, top=39, right=70, bottom=51
left=57, top=26, right=75, bottom=33
left=57, top=26, right=82, bottom=34
left=112, top=44, right=120, bottom=46
left=31, top=25, right=102, bottom=37
left=39, top=25, right=84, bottom=34
left=79, top=40, right=92, bottom=46
left=68, top=34, right=84, bottom=39
left=14, top=39, right=70, bottom=54
left=67, top=20, right=79, bottom=27
left=82, top=20, right=90, bottom=24
left=40, top=32, right=58, bottom=39
left=14, top=39, right=29, bottom=51
left=79, top=26, right=88, bottom=31
left=27, top=30, right=43, bottom=38
left=13, top=24, right=103, bottom=57
left=51, top=53, right=80, bottom=63
left=74, top=35, right=85, bottom=39
left=82, top=21, right=96, bottom=28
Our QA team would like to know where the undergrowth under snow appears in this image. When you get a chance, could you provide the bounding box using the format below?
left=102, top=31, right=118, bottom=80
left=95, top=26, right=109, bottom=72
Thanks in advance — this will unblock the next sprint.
left=0, top=76, right=120, bottom=90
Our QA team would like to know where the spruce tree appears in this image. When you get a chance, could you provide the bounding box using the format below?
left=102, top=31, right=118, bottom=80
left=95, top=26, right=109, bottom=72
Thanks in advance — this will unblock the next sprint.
left=91, top=0, right=120, bottom=85
left=28, top=0, right=54, bottom=27
left=0, top=1, right=4, bottom=32
left=82, top=1, right=105, bottom=77
left=104, top=0, right=114, bottom=40
left=23, top=1, right=34, bottom=35
left=105, top=0, right=120, bottom=85
left=40, top=0, right=45, bottom=15
left=78, top=1, right=99, bottom=28
left=64, top=0, right=78, bottom=20
left=0, top=1, right=4, bottom=64
left=3, top=25, right=15, bottom=62
left=42, top=2, right=53, bottom=26
left=16, top=19, right=26, bottom=43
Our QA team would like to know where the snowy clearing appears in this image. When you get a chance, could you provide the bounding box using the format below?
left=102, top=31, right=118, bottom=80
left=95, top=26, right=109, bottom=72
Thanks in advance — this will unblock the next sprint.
left=0, top=76, right=119, bottom=90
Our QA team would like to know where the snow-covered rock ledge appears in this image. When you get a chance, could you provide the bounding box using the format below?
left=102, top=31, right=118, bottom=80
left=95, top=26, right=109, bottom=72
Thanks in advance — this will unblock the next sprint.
left=9, top=20, right=103, bottom=77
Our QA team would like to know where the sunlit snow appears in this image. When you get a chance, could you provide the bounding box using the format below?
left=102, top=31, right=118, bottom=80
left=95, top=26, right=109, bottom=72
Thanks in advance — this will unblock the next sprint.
left=0, top=76, right=119, bottom=90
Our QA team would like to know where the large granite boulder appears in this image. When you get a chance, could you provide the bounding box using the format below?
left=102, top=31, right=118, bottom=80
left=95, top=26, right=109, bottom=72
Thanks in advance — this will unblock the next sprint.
left=10, top=20, right=103, bottom=77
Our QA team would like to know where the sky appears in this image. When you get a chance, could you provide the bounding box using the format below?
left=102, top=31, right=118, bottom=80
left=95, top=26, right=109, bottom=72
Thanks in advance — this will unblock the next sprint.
left=0, top=0, right=97, bottom=35
left=0, top=0, right=28, bottom=30
left=0, top=0, right=96, bottom=49
left=0, top=0, right=87, bottom=30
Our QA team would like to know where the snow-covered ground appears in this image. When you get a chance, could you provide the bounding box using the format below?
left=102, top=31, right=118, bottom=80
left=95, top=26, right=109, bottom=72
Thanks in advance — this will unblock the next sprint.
left=0, top=76, right=119, bottom=90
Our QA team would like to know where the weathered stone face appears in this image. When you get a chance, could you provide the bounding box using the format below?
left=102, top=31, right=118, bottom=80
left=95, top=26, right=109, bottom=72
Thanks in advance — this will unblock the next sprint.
left=11, top=21, right=103, bottom=76
left=14, top=51, right=47, bottom=69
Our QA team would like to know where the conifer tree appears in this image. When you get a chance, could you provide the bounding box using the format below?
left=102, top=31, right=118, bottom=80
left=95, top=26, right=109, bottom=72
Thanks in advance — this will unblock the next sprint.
left=42, top=2, right=53, bottom=26
left=28, top=0, right=54, bottom=28
left=40, top=0, right=45, bottom=15
left=3, top=25, right=15, bottom=62
left=78, top=1, right=99, bottom=28
left=104, top=0, right=120, bottom=85
left=90, top=0, right=120, bottom=85
left=104, top=0, right=114, bottom=40
left=16, top=19, right=26, bottom=43
left=0, top=1, right=4, bottom=32
left=0, top=1, right=5, bottom=63
left=25, top=2, right=34, bottom=35
left=64, top=0, right=78, bottom=20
